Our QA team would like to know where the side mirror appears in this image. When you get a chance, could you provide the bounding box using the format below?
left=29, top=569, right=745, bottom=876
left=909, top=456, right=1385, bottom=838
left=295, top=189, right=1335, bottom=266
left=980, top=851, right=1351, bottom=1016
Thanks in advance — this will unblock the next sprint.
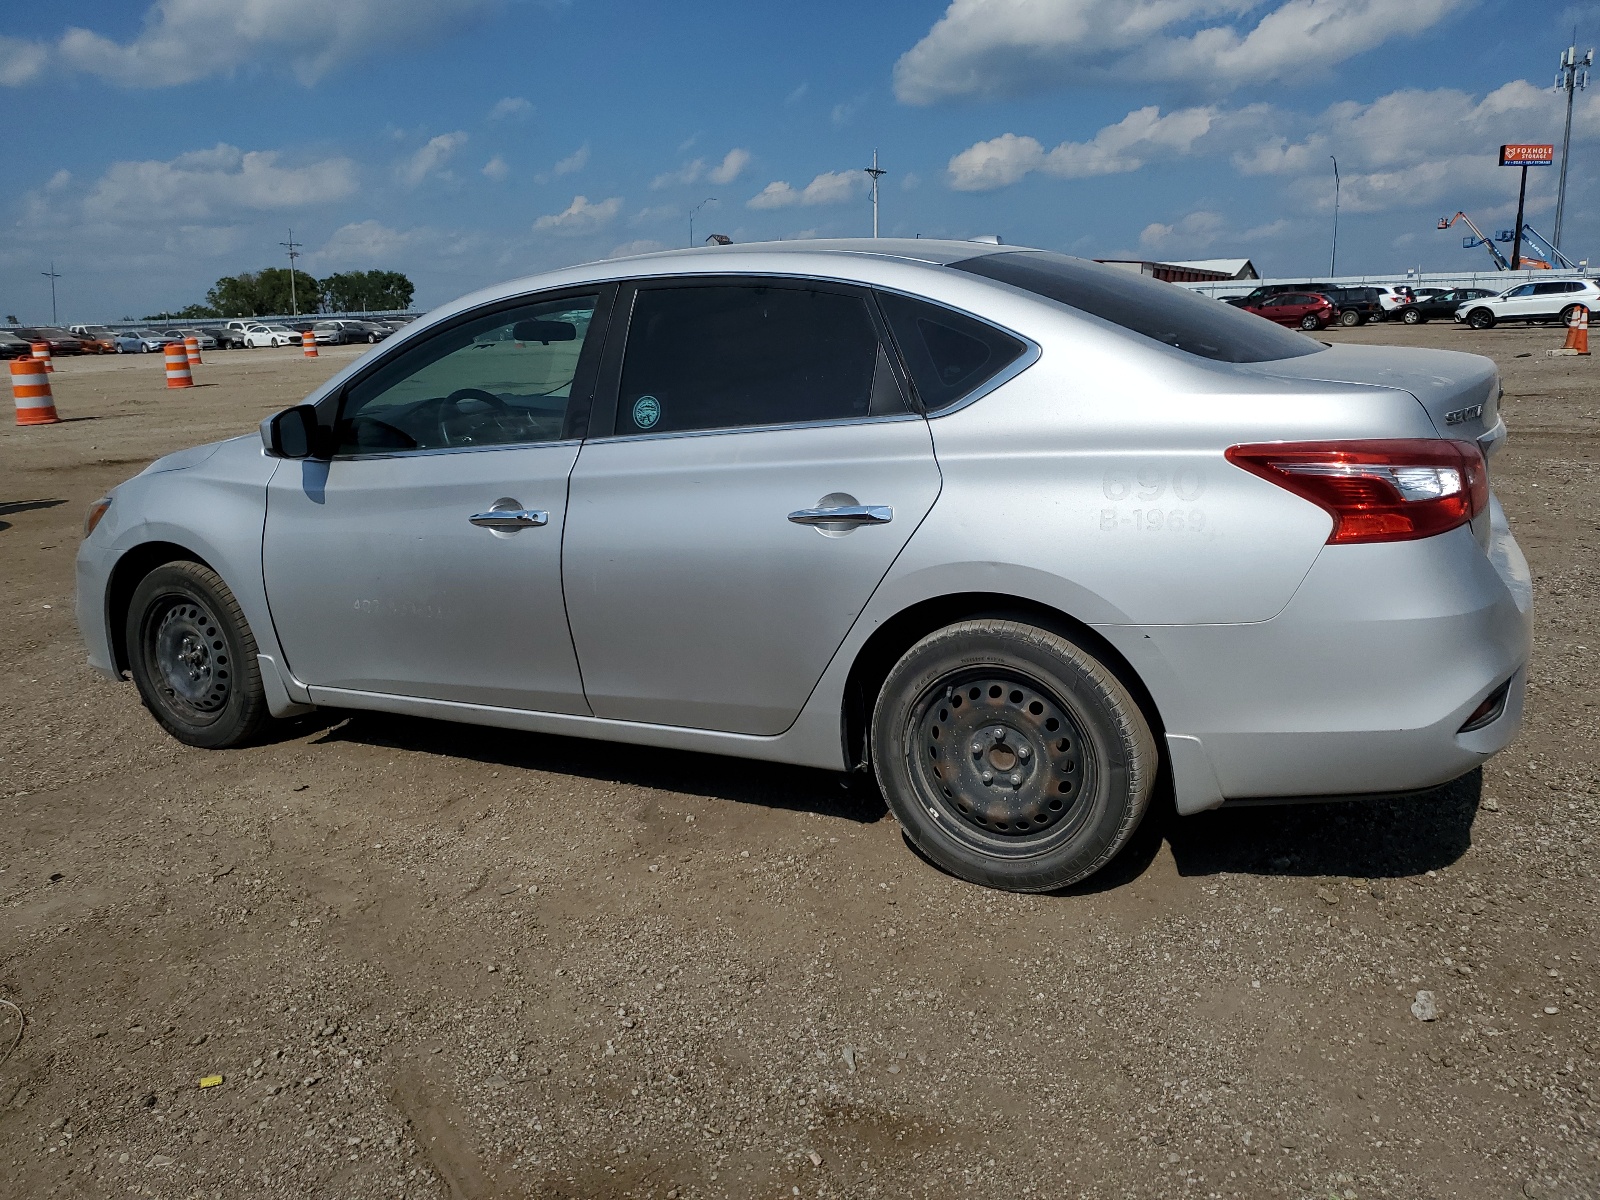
left=260, top=404, right=323, bottom=458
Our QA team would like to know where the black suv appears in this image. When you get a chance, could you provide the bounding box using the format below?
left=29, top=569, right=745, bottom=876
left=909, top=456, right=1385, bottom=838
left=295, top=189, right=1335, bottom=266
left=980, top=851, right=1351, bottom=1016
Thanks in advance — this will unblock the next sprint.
left=1317, top=287, right=1386, bottom=327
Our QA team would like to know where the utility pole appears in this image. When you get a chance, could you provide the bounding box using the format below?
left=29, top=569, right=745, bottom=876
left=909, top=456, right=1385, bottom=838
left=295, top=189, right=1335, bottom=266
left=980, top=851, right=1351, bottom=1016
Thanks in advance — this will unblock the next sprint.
left=280, top=229, right=303, bottom=316
left=1553, top=37, right=1593, bottom=250
left=689, top=198, right=716, bottom=248
left=40, top=262, right=61, bottom=325
left=864, top=149, right=887, bottom=238
left=1328, top=157, right=1340, bottom=277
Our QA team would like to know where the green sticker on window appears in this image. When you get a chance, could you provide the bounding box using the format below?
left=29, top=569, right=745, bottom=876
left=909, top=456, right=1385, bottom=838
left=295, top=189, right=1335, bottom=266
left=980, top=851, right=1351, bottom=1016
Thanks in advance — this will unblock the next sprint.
left=632, top=395, right=661, bottom=429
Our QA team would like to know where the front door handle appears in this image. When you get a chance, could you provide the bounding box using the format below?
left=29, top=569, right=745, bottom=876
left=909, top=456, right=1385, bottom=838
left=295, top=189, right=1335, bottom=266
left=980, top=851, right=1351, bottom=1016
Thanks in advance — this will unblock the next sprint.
left=469, top=507, right=548, bottom=530
left=787, top=504, right=893, bottom=527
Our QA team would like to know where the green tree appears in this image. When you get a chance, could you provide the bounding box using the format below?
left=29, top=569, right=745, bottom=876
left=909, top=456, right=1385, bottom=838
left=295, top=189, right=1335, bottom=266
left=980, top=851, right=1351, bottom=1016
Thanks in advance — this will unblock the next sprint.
left=204, top=268, right=322, bottom=317
left=322, top=269, right=415, bottom=313
left=144, top=303, right=221, bottom=320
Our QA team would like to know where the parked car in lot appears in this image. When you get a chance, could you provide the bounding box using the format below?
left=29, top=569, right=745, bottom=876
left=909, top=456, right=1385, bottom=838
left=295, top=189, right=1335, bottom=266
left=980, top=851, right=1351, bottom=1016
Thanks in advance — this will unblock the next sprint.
left=218, top=321, right=255, bottom=349
left=242, top=323, right=302, bottom=348
left=1316, top=286, right=1387, bottom=327
left=0, top=330, right=34, bottom=359
left=1400, top=288, right=1494, bottom=325
left=67, top=324, right=122, bottom=353
left=1455, top=279, right=1600, bottom=329
left=77, top=240, right=1531, bottom=893
left=312, top=319, right=391, bottom=345
left=1238, top=291, right=1336, bottom=330
left=15, top=327, right=88, bottom=355
left=170, top=328, right=219, bottom=351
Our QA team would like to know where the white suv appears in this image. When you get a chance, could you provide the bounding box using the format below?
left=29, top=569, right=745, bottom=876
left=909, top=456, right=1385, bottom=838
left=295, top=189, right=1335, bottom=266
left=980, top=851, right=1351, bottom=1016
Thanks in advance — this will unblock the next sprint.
left=1456, top=278, right=1600, bottom=329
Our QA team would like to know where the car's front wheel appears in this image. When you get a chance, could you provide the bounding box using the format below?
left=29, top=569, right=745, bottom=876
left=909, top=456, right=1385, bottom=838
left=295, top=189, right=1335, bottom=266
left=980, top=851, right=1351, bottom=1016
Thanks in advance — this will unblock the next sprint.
left=1402, top=307, right=1424, bottom=324
left=126, top=561, right=269, bottom=749
left=1467, top=307, right=1496, bottom=330
left=871, top=618, right=1158, bottom=892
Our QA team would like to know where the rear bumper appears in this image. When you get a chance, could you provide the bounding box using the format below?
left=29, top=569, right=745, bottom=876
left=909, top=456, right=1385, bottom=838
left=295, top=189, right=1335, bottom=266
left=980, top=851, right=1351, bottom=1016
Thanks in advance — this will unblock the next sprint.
left=1119, top=502, right=1531, bottom=811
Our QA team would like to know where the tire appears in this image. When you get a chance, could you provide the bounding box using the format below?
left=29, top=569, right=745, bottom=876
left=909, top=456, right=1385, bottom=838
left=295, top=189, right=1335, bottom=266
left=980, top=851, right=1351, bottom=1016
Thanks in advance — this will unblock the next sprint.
left=871, top=619, right=1158, bottom=892
left=1338, top=309, right=1362, bottom=327
left=1299, top=315, right=1320, bottom=330
left=125, top=561, right=269, bottom=749
left=1402, top=308, right=1424, bottom=325
left=366, top=333, right=377, bottom=343
left=1467, top=308, right=1495, bottom=330
left=1561, top=303, right=1589, bottom=327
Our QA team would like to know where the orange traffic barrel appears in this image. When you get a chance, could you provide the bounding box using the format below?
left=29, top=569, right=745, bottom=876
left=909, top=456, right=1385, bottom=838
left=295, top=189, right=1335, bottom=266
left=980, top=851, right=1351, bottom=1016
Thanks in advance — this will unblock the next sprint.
left=164, top=341, right=194, bottom=388
left=30, top=341, right=52, bottom=372
left=184, top=336, right=201, bottom=366
left=11, top=359, right=59, bottom=425
left=301, top=328, right=318, bottom=358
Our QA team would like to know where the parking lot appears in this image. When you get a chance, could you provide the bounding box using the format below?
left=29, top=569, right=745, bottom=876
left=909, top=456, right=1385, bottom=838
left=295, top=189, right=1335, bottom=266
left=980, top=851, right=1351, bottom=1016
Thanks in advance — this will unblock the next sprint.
left=1, top=327, right=1596, bottom=1198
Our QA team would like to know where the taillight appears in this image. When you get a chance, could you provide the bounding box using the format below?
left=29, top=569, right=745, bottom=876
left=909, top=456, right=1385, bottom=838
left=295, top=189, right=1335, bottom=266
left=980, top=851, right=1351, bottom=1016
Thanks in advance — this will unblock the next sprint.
left=1225, top=439, right=1488, bottom=544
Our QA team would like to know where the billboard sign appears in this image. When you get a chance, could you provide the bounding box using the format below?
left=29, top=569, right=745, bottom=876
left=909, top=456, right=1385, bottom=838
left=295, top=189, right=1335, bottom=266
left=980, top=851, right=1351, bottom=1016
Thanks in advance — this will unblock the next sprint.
left=1500, top=143, right=1554, bottom=166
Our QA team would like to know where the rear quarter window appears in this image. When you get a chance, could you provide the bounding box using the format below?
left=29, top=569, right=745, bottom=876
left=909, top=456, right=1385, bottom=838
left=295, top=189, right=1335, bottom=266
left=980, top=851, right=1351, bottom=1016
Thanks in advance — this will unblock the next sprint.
left=951, top=250, right=1324, bottom=364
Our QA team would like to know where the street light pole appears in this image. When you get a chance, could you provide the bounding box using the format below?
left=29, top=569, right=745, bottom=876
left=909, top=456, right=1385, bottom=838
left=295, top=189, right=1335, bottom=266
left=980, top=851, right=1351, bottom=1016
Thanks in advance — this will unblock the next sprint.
left=1328, top=157, right=1340, bottom=277
left=41, top=262, right=61, bottom=325
left=1553, top=38, right=1593, bottom=250
left=689, top=197, right=716, bottom=248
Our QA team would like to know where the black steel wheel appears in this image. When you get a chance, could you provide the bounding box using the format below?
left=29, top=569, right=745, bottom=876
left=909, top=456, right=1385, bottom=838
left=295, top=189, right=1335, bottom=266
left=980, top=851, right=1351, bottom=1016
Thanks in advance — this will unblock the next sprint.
left=872, top=618, right=1158, bottom=892
left=126, top=561, right=269, bottom=748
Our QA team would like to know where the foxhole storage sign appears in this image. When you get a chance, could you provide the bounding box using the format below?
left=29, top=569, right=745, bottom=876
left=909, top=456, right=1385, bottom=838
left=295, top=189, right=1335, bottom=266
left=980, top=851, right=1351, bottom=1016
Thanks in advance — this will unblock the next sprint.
left=1500, top=144, right=1555, bottom=166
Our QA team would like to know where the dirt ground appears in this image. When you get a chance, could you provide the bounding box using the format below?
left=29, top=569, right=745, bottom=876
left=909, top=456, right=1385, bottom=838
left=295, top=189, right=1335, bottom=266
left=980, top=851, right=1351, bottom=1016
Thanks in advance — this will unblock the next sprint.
left=1, top=323, right=1596, bottom=1200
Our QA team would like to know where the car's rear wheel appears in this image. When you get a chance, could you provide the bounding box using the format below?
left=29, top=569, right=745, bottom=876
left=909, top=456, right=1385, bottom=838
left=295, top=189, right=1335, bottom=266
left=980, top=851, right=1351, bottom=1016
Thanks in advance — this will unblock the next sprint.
left=1467, top=307, right=1496, bottom=330
left=126, top=561, right=269, bottom=749
left=1338, top=309, right=1362, bottom=327
left=1299, top=315, right=1320, bottom=330
left=1561, top=303, right=1589, bottom=327
left=871, top=619, right=1158, bottom=892
left=1402, top=307, right=1424, bottom=325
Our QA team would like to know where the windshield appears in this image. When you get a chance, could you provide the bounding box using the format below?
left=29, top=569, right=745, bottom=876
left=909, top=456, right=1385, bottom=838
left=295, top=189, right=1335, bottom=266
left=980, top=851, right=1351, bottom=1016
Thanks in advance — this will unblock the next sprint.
left=950, top=251, right=1324, bottom=363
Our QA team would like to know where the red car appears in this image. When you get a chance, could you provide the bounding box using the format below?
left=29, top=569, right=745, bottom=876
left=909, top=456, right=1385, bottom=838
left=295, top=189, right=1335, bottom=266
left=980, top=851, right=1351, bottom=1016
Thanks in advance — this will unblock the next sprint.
left=1239, top=292, right=1336, bottom=330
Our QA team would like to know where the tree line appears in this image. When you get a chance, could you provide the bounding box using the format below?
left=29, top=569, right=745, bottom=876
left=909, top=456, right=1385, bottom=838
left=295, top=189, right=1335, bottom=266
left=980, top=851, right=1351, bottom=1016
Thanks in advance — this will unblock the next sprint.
left=147, top=268, right=415, bottom=320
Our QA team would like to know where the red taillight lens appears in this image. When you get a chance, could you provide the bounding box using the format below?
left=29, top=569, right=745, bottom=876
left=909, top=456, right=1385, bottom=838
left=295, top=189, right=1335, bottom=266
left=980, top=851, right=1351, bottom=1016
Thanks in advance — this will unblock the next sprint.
left=1225, top=439, right=1487, bottom=544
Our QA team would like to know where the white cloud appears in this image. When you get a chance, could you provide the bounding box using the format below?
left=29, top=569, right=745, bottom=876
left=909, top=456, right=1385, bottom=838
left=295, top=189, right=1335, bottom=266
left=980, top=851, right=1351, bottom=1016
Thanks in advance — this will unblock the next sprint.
left=398, top=132, right=467, bottom=188
left=488, top=95, right=531, bottom=120
left=1139, top=210, right=1226, bottom=252
left=948, top=106, right=1219, bottom=191
left=482, top=155, right=509, bottom=182
left=747, top=170, right=865, bottom=209
left=82, top=143, right=357, bottom=220
left=314, top=220, right=421, bottom=264
left=632, top=204, right=679, bottom=224
left=534, top=195, right=622, bottom=234
left=0, top=35, right=48, bottom=86
left=894, top=0, right=1462, bottom=103
left=785, top=82, right=809, bottom=105
left=651, top=159, right=705, bottom=190
left=553, top=145, right=589, bottom=176
left=46, top=169, right=72, bottom=191
left=57, top=0, right=498, bottom=88
left=707, top=148, right=752, bottom=186
left=608, top=239, right=667, bottom=259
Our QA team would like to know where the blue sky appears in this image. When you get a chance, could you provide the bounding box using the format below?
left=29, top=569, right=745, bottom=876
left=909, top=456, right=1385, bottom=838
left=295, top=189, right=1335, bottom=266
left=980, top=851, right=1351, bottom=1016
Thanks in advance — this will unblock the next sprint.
left=3, top=0, right=1596, bottom=321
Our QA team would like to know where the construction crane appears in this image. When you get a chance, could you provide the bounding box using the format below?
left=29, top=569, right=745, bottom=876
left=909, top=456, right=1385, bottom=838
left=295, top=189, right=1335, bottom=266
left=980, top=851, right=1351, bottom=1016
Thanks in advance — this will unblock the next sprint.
left=1492, top=223, right=1581, bottom=270
left=1438, top=212, right=1512, bottom=270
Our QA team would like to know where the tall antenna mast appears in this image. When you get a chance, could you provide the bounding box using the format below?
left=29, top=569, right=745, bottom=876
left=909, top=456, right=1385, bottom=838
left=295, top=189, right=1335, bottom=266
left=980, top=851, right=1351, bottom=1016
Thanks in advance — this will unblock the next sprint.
left=1553, top=33, right=1593, bottom=250
left=280, top=229, right=303, bottom=316
left=1328, top=157, right=1340, bottom=277
left=864, top=149, right=887, bottom=238
left=41, top=261, right=62, bottom=325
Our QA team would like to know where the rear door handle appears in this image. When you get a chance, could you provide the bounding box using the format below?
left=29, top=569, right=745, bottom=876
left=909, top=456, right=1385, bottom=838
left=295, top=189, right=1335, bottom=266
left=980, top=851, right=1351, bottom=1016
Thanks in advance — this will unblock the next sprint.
left=469, top=509, right=548, bottom=530
left=787, top=505, right=893, bottom=527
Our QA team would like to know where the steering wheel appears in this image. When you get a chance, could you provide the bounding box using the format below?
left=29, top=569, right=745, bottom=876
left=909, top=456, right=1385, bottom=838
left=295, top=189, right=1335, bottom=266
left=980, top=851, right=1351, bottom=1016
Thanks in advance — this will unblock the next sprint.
left=436, top=388, right=510, bottom=447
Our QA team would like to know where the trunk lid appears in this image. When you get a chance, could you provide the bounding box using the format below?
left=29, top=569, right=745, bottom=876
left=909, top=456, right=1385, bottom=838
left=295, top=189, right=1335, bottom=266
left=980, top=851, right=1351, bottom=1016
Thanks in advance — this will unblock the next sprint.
left=1240, top=342, right=1502, bottom=453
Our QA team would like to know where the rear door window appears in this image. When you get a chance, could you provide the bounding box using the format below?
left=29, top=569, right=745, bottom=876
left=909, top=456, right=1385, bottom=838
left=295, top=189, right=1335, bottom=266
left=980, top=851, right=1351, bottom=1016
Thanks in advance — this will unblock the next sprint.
left=951, top=250, right=1323, bottom=363
left=611, top=282, right=905, bottom=436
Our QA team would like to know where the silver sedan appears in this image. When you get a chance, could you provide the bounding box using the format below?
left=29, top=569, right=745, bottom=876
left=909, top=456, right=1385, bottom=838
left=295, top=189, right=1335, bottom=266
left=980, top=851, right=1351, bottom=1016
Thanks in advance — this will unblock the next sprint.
left=75, top=240, right=1532, bottom=891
